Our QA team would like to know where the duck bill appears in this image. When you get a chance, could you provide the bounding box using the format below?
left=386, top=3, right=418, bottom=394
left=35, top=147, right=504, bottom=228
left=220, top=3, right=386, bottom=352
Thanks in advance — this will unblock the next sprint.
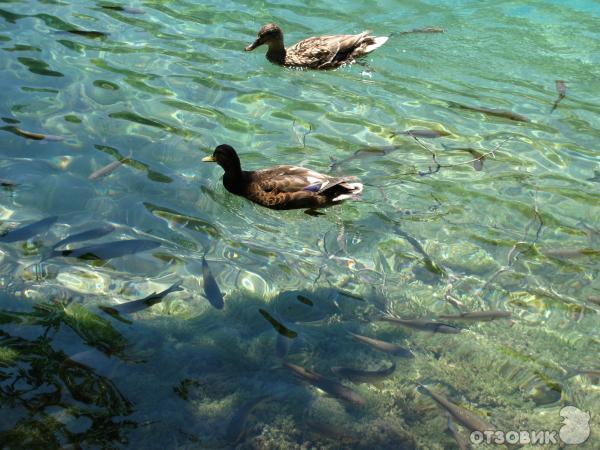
left=202, top=155, right=216, bottom=162
left=245, top=39, right=262, bottom=51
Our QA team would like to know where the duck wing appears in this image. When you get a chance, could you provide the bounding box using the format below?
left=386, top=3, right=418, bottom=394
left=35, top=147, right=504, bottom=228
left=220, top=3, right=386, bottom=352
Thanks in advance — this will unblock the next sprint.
left=287, top=32, right=373, bottom=68
left=251, top=166, right=330, bottom=193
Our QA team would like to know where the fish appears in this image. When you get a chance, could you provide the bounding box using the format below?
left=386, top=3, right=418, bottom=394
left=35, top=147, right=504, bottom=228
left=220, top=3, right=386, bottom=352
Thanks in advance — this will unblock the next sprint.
left=438, top=311, right=511, bottom=322
left=0, top=178, right=17, bottom=187
left=100, top=5, right=145, bottom=14
left=0, top=215, right=58, bottom=243
left=397, top=129, right=451, bottom=139
left=66, top=30, right=108, bottom=39
left=296, top=295, right=314, bottom=306
left=55, top=239, right=160, bottom=260
left=349, top=332, right=413, bottom=357
left=51, top=224, right=115, bottom=250
left=225, top=395, right=271, bottom=444
left=7, top=127, right=64, bottom=141
left=337, top=290, right=365, bottom=301
left=447, top=412, right=472, bottom=450
left=550, top=80, right=567, bottom=113
left=441, top=144, right=486, bottom=171
left=329, top=146, right=397, bottom=171
left=331, top=361, right=396, bottom=383
left=419, top=384, right=495, bottom=433
left=395, top=226, right=445, bottom=275
left=586, top=170, right=600, bottom=183
left=283, top=363, right=365, bottom=406
left=542, top=248, right=600, bottom=259
left=88, top=151, right=132, bottom=180
left=100, top=281, right=183, bottom=317
left=397, top=27, right=444, bottom=35
left=448, top=101, right=530, bottom=123
left=202, top=257, right=224, bottom=309
left=381, top=316, right=461, bottom=334
left=258, top=309, right=297, bottom=339
left=304, top=419, right=359, bottom=444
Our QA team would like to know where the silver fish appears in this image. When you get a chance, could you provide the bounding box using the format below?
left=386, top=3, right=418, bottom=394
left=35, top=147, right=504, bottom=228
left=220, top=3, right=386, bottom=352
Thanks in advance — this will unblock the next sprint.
left=102, top=281, right=183, bottom=315
left=331, top=361, right=396, bottom=383
left=202, top=257, right=224, bottom=309
left=56, top=239, right=160, bottom=260
left=349, top=332, right=413, bottom=357
left=284, top=363, right=365, bottom=406
left=438, top=311, right=511, bottom=322
left=381, top=316, right=461, bottom=334
left=52, top=224, right=115, bottom=250
left=89, top=151, right=132, bottom=180
left=419, top=384, right=495, bottom=433
left=449, top=101, right=530, bottom=123
left=0, top=215, right=58, bottom=243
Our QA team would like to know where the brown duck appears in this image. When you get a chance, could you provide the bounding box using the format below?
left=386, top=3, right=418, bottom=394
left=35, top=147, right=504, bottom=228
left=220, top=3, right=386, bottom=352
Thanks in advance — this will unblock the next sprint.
left=202, top=145, right=363, bottom=211
left=245, top=23, right=388, bottom=69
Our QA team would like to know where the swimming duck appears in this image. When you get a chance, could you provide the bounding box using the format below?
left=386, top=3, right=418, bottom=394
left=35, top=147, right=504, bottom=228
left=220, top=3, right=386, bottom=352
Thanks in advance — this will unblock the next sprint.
left=202, top=145, right=363, bottom=211
left=245, top=23, right=388, bottom=69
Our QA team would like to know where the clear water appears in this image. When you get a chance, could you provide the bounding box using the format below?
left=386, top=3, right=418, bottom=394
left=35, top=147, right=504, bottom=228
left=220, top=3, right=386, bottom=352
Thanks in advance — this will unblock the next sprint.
left=1, top=0, right=599, bottom=448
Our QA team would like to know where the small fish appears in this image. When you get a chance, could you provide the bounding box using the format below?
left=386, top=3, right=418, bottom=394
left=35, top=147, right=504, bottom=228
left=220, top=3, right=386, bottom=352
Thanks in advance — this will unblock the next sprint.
left=438, top=311, right=511, bottom=322
left=397, top=27, right=444, bottom=35
left=296, top=295, right=314, bottom=306
left=202, top=257, right=224, bottom=309
left=448, top=102, right=530, bottom=123
left=329, top=146, right=397, bottom=171
left=283, top=363, right=365, bottom=406
left=100, top=5, right=145, bottom=14
left=52, top=224, right=115, bottom=250
left=550, top=80, right=567, bottom=113
left=381, top=316, right=461, bottom=334
left=10, top=127, right=64, bottom=141
left=419, top=384, right=495, bottom=433
left=447, top=412, right=472, bottom=450
left=258, top=309, right=297, bottom=339
left=0, top=178, right=17, bottom=187
left=542, top=248, right=600, bottom=259
left=66, top=30, right=108, bottom=39
left=586, top=170, right=600, bottom=183
left=55, top=239, right=160, bottom=260
left=225, top=395, right=271, bottom=445
left=349, top=332, right=413, bottom=357
left=89, top=151, right=132, bottom=180
left=337, top=290, right=365, bottom=301
left=398, top=129, right=451, bottom=139
left=331, top=361, right=396, bottom=383
left=0, top=215, right=58, bottom=243
left=101, top=281, right=183, bottom=316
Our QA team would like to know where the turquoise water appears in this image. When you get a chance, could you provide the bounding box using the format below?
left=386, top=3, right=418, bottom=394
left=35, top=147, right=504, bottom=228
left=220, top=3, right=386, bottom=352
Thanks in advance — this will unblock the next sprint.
left=1, top=0, right=599, bottom=448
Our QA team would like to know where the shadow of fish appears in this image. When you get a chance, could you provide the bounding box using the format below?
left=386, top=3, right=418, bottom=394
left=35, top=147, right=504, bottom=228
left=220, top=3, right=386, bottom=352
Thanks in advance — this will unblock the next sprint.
left=100, top=5, right=145, bottom=14
left=586, top=170, right=600, bottom=183
left=442, top=144, right=485, bottom=171
left=438, top=311, right=511, bottom=322
left=89, top=151, right=132, bottom=180
left=381, top=316, right=461, bottom=334
left=0, top=215, right=58, bottom=243
left=64, top=30, right=108, bottom=39
left=296, top=295, right=314, bottom=306
left=225, top=395, right=272, bottom=445
left=202, top=257, right=224, bottom=309
left=283, top=362, right=365, bottom=406
left=259, top=309, right=297, bottom=338
left=419, top=384, right=495, bottom=433
left=331, top=361, right=396, bottom=383
left=349, top=332, right=413, bottom=357
left=0, top=178, right=17, bottom=187
left=448, top=101, right=530, bottom=123
left=53, top=239, right=160, bottom=260
left=550, top=80, right=566, bottom=113
left=52, top=224, right=115, bottom=250
left=100, top=281, right=183, bottom=319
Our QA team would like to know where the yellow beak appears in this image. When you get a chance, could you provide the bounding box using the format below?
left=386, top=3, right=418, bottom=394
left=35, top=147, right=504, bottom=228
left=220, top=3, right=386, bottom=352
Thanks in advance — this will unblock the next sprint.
left=202, top=155, right=216, bottom=162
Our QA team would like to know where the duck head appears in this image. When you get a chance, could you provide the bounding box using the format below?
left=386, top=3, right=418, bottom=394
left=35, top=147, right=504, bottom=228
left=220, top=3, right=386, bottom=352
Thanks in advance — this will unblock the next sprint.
left=245, top=23, right=284, bottom=51
left=202, top=144, right=242, bottom=174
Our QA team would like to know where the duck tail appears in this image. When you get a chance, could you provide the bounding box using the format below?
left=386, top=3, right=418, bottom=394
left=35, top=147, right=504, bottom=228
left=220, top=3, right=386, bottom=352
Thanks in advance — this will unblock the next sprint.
left=364, top=36, right=388, bottom=53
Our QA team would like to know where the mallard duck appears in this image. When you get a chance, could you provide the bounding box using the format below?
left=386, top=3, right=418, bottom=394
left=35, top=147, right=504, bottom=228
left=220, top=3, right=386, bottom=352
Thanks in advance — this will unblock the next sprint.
left=245, top=23, right=388, bottom=69
left=202, top=145, right=363, bottom=211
